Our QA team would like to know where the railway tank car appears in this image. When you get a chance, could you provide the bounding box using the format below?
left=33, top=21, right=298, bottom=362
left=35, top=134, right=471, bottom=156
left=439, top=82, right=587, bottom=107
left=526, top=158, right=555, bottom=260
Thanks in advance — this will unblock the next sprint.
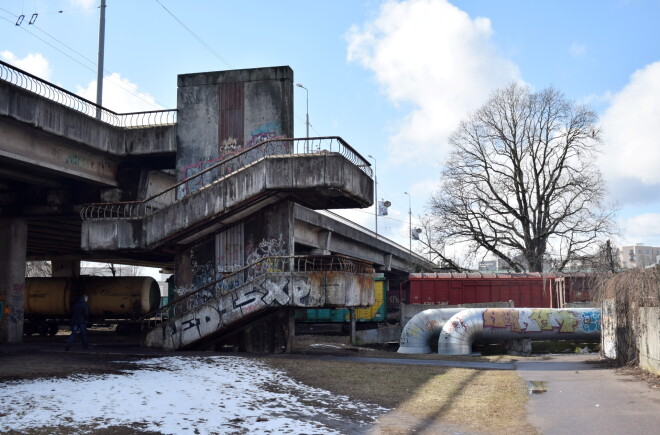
left=24, top=276, right=161, bottom=336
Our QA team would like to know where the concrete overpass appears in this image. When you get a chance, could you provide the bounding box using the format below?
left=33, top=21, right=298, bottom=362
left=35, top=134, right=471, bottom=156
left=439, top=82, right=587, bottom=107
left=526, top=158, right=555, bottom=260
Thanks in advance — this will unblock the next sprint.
left=0, top=60, right=434, bottom=349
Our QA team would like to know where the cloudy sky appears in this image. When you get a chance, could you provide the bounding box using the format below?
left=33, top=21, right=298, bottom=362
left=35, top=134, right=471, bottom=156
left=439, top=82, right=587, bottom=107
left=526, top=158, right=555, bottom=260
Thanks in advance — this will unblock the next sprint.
left=1, top=0, right=659, bottom=263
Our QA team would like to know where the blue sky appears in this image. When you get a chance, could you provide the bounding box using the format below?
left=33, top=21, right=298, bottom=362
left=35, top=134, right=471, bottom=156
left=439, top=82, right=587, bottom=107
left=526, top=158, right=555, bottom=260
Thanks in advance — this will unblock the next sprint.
left=2, top=0, right=660, bottom=265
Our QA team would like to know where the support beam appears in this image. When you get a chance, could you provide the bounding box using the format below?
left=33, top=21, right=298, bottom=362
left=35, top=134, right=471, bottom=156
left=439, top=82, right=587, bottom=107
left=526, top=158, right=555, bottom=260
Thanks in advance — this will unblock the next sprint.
left=0, top=218, right=27, bottom=342
left=52, top=259, right=81, bottom=277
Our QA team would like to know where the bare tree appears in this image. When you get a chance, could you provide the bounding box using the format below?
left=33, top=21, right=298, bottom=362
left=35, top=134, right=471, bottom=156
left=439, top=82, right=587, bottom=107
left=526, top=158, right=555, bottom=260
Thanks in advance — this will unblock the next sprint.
left=567, top=239, right=621, bottom=273
left=25, top=261, right=52, bottom=277
left=415, top=215, right=464, bottom=271
left=429, top=83, right=616, bottom=272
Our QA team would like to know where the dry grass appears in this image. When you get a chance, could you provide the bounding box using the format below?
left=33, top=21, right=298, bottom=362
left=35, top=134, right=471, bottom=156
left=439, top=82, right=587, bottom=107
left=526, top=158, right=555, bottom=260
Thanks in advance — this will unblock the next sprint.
left=261, top=356, right=536, bottom=434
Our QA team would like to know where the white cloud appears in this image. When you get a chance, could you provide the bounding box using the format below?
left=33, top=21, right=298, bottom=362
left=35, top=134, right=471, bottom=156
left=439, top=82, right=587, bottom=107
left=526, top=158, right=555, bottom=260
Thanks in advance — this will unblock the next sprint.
left=621, top=213, right=660, bottom=245
left=570, top=42, right=586, bottom=58
left=600, top=61, right=660, bottom=185
left=0, top=51, right=51, bottom=80
left=68, top=0, right=97, bottom=8
left=346, top=0, right=520, bottom=166
left=76, top=73, right=163, bottom=113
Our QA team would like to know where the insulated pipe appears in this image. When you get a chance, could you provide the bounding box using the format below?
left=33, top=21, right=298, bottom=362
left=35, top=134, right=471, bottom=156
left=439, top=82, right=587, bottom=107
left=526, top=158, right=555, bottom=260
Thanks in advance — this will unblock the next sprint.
left=397, top=308, right=465, bottom=354
left=438, top=308, right=601, bottom=355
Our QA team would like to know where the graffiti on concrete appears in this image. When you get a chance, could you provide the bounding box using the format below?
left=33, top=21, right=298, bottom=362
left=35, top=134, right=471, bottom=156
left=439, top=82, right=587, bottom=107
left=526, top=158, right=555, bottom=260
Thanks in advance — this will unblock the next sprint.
left=178, top=121, right=285, bottom=196
left=246, top=235, right=288, bottom=280
left=163, top=275, right=317, bottom=346
left=246, top=235, right=287, bottom=263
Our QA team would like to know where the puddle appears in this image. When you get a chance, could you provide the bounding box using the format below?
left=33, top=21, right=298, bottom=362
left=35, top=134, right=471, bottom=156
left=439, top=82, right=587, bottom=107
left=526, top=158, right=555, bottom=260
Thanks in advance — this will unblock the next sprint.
left=528, top=381, right=548, bottom=394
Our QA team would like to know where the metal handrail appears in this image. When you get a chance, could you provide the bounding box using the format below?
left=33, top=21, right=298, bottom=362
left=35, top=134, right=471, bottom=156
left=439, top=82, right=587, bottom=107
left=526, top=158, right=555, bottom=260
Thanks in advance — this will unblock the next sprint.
left=0, top=59, right=176, bottom=128
left=141, top=254, right=374, bottom=330
left=81, top=136, right=373, bottom=221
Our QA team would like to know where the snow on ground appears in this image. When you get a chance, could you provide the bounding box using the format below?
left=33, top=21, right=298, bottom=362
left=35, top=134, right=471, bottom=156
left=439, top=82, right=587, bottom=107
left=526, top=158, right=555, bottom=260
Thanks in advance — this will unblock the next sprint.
left=0, top=356, right=387, bottom=434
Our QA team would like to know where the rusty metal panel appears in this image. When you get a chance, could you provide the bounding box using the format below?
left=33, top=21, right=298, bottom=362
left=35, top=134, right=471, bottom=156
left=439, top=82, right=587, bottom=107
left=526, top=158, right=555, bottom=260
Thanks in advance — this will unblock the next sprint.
left=216, top=223, right=244, bottom=274
left=219, top=81, right=244, bottom=151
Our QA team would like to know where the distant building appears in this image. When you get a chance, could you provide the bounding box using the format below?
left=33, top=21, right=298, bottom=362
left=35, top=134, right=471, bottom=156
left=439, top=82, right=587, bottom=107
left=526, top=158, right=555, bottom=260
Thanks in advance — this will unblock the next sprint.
left=620, top=243, right=660, bottom=269
left=478, top=258, right=506, bottom=271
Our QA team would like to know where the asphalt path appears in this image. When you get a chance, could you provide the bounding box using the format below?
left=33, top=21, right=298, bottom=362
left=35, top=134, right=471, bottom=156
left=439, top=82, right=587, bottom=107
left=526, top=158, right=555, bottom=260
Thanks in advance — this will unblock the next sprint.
left=324, top=355, right=516, bottom=370
left=516, top=354, right=660, bottom=434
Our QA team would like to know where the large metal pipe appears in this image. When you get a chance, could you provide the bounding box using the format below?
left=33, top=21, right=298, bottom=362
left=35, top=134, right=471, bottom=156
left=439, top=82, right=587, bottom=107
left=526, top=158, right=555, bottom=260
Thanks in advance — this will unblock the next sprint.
left=438, top=308, right=601, bottom=355
left=397, top=308, right=465, bottom=354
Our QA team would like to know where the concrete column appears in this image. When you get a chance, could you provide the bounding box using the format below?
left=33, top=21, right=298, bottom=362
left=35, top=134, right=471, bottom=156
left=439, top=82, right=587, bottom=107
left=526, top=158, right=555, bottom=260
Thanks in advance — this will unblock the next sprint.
left=0, top=218, right=27, bottom=343
left=51, top=259, right=80, bottom=277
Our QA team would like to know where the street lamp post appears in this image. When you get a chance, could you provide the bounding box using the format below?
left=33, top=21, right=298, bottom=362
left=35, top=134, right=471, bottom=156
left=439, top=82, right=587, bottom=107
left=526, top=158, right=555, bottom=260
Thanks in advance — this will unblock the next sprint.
left=295, top=83, right=309, bottom=152
left=368, top=155, right=377, bottom=236
left=404, top=191, right=412, bottom=257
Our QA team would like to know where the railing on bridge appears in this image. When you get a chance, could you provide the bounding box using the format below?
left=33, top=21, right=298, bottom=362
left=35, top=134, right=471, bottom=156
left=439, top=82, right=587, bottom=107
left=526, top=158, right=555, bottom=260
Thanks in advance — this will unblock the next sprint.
left=141, top=254, right=374, bottom=330
left=0, top=59, right=176, bottom=128
left=80, top=136, right=373, bottom=220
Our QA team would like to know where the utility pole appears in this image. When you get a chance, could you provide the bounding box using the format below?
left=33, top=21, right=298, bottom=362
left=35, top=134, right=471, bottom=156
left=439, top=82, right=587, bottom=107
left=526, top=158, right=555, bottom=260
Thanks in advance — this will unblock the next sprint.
left=96, top=0, right=106, bottom=119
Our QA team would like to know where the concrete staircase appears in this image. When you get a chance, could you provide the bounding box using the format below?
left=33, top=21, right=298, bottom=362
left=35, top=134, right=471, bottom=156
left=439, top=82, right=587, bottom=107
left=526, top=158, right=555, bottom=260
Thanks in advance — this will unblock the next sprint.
left=143, top=255, right=374, bottom=350
left=80, top=137, right=373, bottom=252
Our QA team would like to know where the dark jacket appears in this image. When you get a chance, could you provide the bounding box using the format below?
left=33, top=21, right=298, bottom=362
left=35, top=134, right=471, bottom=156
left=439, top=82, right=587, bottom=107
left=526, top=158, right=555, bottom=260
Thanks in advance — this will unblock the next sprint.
left=71, top=297, right=89, bottom=324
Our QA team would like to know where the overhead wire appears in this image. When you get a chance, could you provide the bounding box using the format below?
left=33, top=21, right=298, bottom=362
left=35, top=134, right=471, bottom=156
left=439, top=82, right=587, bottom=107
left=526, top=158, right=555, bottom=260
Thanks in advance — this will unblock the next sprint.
left=0, top=6, right=167, bottom=110
left=153, top=0, right=233, bottom=69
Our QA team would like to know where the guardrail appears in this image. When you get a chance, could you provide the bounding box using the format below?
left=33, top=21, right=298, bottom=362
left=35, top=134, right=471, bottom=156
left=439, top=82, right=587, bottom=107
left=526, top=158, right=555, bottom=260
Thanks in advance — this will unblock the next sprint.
left=81, top=136, right=373, bottom=220
left=0, top=59, right=176, bottom=128
left=141, top=255, right=374, bottom=330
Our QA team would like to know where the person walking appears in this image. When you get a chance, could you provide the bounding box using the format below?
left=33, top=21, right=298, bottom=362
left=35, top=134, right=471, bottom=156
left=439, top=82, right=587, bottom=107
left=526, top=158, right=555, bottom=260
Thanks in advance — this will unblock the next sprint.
left=65, top=295, right=89, bottom=351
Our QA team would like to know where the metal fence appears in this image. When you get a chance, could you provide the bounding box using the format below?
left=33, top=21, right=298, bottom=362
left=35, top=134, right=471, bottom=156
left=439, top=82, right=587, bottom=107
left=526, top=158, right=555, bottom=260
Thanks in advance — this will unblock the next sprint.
left=0, top=59, right=176, bottom=128
left=141, top=255, right=374, bottom=330
left=81, top=136, right=372, bottom=221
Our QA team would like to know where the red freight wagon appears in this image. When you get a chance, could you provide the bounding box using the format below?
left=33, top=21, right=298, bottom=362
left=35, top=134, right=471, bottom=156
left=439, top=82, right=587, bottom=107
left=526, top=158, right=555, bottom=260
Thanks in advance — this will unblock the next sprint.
left=400, top=272, right=592, bottom=308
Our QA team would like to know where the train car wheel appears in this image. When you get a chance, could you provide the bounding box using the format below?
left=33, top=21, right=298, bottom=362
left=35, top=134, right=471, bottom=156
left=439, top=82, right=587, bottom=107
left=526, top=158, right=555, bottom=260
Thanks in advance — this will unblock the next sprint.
left=37, top=324, right=49, bottom=336
left=23, top=323, right=36, bottom=336
left=48, top=323, right=59, bottom=336
left=115, top=323, right=127, bottom=335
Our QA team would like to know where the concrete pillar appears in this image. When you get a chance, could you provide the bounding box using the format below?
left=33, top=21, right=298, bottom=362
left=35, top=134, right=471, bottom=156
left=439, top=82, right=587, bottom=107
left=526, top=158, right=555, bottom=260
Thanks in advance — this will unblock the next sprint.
left=0, top=218, right=27, bottom=343
left=176, top=66, right=294, bottom=187
left=239, top=309, right=293, bottom=353
left=51, top=259, right=80, bottom=277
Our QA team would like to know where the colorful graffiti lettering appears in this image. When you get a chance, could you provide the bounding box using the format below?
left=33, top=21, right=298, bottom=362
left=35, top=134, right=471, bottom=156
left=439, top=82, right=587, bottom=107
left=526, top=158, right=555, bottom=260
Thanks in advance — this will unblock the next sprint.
left=480, top=308, right=582, bottom=334
left=178, top=122, right=285, bottom=197
left=556, top=310, right=578, bottom=333
left=528, top=309, right=554, bottom=331
left=483, top=309, right=522, bottom=332
left=581, top=310, right=601, bottom=332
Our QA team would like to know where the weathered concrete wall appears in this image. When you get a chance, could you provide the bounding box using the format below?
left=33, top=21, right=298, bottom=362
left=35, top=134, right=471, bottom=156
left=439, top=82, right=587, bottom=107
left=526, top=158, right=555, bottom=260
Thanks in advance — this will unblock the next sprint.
left=145, top=270, right=373, bottom=350
left=353, top=326, right=402, bottom=346
left=0, top=218, right=27, bottom=343
left=0, top=116, right=121, bottom=186
left=639, top=307, right=660, bottom=375
left=0, top=80, right=176, bottom=158
left=176, top=66, right=293, bottom=184
left=171, top=201, right=293, bottom=297
left=601, top=299, right=617, bottom=359
left=238, top=309, right=294, bottom=353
